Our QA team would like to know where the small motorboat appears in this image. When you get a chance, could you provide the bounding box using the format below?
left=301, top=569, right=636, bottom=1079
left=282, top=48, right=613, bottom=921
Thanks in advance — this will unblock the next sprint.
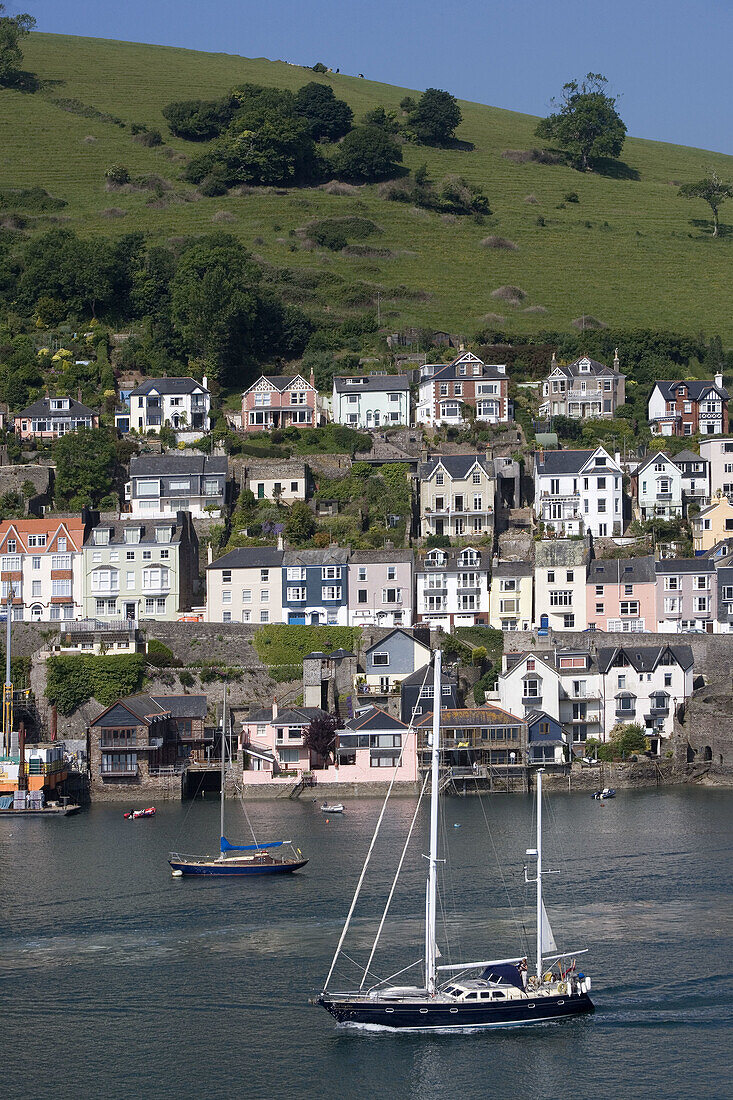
left=321, top=802, right=344, bottom=814
left=591, top=788, right=616, bottom=800
left=124, top=807, right=156, bottom=819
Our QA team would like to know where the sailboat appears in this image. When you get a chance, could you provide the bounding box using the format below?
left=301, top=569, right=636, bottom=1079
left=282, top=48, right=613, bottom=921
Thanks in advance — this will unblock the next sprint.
left=317, top=650, right=594, bottom=1029
left=168, top=687, right=308, bottom=877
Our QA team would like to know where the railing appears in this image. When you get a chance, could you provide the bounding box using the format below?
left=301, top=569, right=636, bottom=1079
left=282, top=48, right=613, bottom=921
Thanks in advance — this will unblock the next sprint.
left=66, top=618, right=137, bottom=634
left=149, top=764, right=188, bottom=776
left=100, top=765, right=138, bottom=777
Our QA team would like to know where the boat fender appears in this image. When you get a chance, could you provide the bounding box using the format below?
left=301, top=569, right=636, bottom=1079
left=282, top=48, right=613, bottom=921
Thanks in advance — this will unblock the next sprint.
left=557, top=982, right=567, bottom=995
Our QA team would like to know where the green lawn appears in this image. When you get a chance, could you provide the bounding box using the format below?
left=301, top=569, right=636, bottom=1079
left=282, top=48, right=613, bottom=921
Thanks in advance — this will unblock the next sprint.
left=2, top=33, right=733, bottom=340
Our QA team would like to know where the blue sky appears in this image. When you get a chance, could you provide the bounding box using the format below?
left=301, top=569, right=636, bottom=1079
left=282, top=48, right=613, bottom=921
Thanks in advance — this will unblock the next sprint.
left=19, top=0, right=733, bottom=154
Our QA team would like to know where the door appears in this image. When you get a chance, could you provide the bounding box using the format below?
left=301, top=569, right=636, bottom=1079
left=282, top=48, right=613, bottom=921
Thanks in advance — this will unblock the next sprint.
left=125, top=602, right=137, bottom=620
left=310, top=612, right=321, bottom=625
left=288, top=613, right=306, bottom=625
left=435, top=519, right=444, bottom=536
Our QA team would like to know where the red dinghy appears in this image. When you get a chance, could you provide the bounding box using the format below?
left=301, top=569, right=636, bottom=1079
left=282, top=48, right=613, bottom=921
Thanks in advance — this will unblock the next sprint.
left=124, top=807, right=156, bottom=819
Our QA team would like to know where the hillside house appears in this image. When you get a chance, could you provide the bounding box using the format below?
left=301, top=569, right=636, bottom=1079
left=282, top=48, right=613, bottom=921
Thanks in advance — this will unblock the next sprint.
left=674, top=448, right=710, bottom=509
left=586, top=556, right=657, bottom=633
left=419, top=454, right=495, bottom=539
left=533, top=538, right=591, bottom=633
left=206, top=547, right=283, bottom=624
left=126, top=454, right=228, bottom=519
left=539, top=352, right=626, bottom=420
left=525, top=711, right=567, bottom=765
left=282, top=547, right=350, bottom=625
left=498, top=649, right=602, bottom=749
left=648, top=376, right=729, bottom=437
left=488, top=560, right=533, bottom=632
left=400, top=663, right=459, bottom=723
left=240, top=703, right=328, bottom=781
left=14, top=396, right=98, bottom=440
left=698, top=437, right=733, bottom=499
left=415, top=705, right=528, bottom=771
left=416, top=351, right=511, bottom=427
left=596, top=644, right=693, bottom=742
left=0, top=516, right=90, bottom=622
left=415, top=545, right=491, bottom=629
left=116, top=377, right=210, bottom=435
left=241, top=374, right=320, bottom=432
left=332, top=374, right=411, bottom=429
left=631, top=452, right=684, bottom=519
left=244, top=460, right=311, bottom=503
left=348, top=550, right=413, bottom=627
left=335, top=707, right=417, bottom=782
left=359, top=629, right=431, bottom=697
left=692, top=497, right=733, bottom=554
left=654, top=558, right=717, bottom=632
left=534, top=446, right=623, bottom=537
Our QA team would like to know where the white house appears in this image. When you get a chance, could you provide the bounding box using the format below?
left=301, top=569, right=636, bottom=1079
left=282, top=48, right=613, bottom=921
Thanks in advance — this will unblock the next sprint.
left=539, top=352, right=626, bottom=420
left=698, top=437, right=733, bottom=499
left=596, top=644, right=694, bottom=744
left=332, top=375, right=411, bottom=429
left=498, top=649, right=602, bottom=750
left=632, top=452, right=683, bottom=519
left=415, top=545, right=491, bottom=629
left=534, top=446, right=624, bottom=537
left=117, top=377, right=210, bottom=437
left=206, top=547, right=284, bottom=624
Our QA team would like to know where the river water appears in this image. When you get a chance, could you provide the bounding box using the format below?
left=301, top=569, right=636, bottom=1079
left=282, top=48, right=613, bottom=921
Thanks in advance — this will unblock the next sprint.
left=1, top=786, right=731, bottom=1100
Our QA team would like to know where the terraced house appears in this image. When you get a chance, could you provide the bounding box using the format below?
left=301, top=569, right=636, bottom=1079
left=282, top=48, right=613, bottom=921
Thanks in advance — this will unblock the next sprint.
left=126, top=454, right=228, bottom=519
left=539, top=352, right=626, bottom=420
left=586, top=556, right=657, bottom=634
left=206, top=547, right=283, bottom=624
left=416, top=351, right=510, bottom=427
left=654, top=558, right=717, bottom=632
left=0, top=516, right=89, bottom=622
left=348, top=550, right=413, bottom=627
left=498, top=649, right=602, bottom=750
left=488, top=560, right=533, bottom=632
left=419, top=454, right=495, bottom=539
left=282, top=547, right=350, bottom=625
left=534, top=446, right=623, bottom=537
left=242, top=373, right=320, bottom=432
left=415, top=545, right=490, bottom=629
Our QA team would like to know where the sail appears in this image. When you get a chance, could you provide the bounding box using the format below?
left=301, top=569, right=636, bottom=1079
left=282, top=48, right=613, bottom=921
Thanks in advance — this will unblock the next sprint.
left=220, top=836, right=284, bottom=852
left=541, top=900, right=557, bottom=955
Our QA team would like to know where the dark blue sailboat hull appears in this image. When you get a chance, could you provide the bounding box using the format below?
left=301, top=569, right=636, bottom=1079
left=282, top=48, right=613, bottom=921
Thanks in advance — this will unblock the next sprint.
left=169, top=858, right=308, bottom=876
left=319, top=991, right=594, bottom=1029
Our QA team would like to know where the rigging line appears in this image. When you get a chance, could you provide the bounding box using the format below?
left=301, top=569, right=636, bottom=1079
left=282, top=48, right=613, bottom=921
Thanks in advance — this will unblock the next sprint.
left=470, top=771, right=525, bottom=948
left=171, top=755, right=210, bottom=847
left=339, top=951, right=383, bottom=985
left=359, top=770, right=429, bottom=990
left=323, top=658, right=434, bottom=991
left=367, top=957, right=422, bottom=993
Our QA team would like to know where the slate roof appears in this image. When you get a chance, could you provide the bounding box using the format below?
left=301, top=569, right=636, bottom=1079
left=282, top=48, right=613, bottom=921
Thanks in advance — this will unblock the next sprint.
left=16, top=396, right=97, bottom=419
left=350, top=549, right=414, bottom=564
left=150, top=694, right=207, bottom=719
left=365, top=628, right=429, bottom=654
left=535, top=449, right=595, bottom=475
left=550, top=356, right=623, bottom=378
left=129, top=377, right=208, bottom=396
left=634, top=451, right=678, bottom=474
left=673, top=449, right=708, bottom=467
left=596, top=644, right=694, bottom=673
left=587, top=556, right=656, bottom=585
left=492, top=560, right=533, bottom=578
left=416, top=546, right=489, bottom=571
left=131, top=454, right=228, bottom=477
left=429, top=362, right=506, bottom=382
left=344, top=706, right=408, bottom=731
left=247, top=705, right=327, bottom=724
left=84, top=519, right=183, bottom=548
left=535, top=540, right=589, bottom=568
left=654, top=558, right=715, bottom=574
left=420, top=454, right=493, bottom=480
left=283, top=547, right=350, bottom=566
left=244, top=374, right=313, bottom=394
left=207, top=547, right=283, bottom=571
left=334, top=375, right=410, bottom=393
left=652, top=379, right=729, bottom=402
left=401, top=663, right=456, bottom=687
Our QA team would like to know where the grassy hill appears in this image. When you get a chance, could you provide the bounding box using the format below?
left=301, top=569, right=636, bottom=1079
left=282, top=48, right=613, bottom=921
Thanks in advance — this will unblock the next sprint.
left=2, top=32, right=733, bottom=341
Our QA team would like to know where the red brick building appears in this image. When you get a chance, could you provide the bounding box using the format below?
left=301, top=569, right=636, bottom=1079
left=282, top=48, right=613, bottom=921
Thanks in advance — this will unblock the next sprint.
left=416, top=351, right=511, bottom=428
left=648, top=375, right=729, bottom=437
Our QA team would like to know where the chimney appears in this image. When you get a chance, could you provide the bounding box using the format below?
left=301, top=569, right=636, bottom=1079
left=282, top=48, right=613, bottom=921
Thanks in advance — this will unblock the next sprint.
left=272, top=696, right=278, bottom=720
left=613, top=347, right=620, bottom=371
left=715, top=372, right=724, bottom=390
left=202, top=375, right=208, bottom=391
left=277, top=533, right=284, bottom=550
left=309, top=369, right=315, bottom=390
left=77, top=387, right=82, bottom=402
left=551, top=351, right=557, bottom=366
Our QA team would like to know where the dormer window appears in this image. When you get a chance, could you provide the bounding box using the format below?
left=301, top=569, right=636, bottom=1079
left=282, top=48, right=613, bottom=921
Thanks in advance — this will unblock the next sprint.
left=93, top=529, right=110, bottom=546
left=124, top=528, right=141, bottom=545
left=50, top=398, right=70, bottom=411
left=155, top=527, right=172, bottom=544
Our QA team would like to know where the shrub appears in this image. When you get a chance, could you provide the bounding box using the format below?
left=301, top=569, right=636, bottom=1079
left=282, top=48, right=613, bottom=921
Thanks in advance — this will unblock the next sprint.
left=147, top=639, right=178, bottom=668
left=46, top=654, right=145, bottom=715
left=481, top=236, right=518, bottom=250
left=334, top=126, right=403, bottom=183
left=105, top=164, right=130, bottom=186
left=311, top=62, right=328, bottom=73
left=564, top=191, right=580, bottom=203
left=471, top=646, right=488, bottom=666
left=179, top=669, right=195, bottom=688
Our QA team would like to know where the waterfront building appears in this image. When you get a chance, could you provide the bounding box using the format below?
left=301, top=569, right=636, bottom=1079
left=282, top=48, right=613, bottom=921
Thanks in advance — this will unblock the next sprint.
left=631, top=452, right=684, bottom=519
left=539, top=352, right=626, bottom=420
left=585, top=556, right=657, bottom=633
left=241, top=373, right=320, bottom=432
left=88, top=693, right=208, bottom=795
left=648, top=376, right=729, bottom=437
left=595, top=644, right=693, bottom=743
left=82, top=514, right=198, bottom=623
left=399, top=663, right=459, bottom=723
left=418, top=454, right=495, bottom=539
left=205, top=547, right=283, bottom=624
left=126, top=454, right=228, bottom=519
left=692, top=497, right=733, bottom=554
left=416, top=351, right=511, bottom=427
left=415, top=704, right=528, bottom=772
left=498, top=649, right=602, bottom=750
left=282, top=547, right=350, bottom=626
left=533, top=538, right=591, bottom=633
left=335, top=707, right=417, bottom=781
left=525, top=711, right=567, bottom=765
left=13, top=396, right=98, bottom=440
left=331, top=374, right=411, bottom=429
left=240, top=702, right=328, bottom=781
left=534, top=446, right=624, bottom=537
left=358, top=629, right=431, bottom=697
left=348, top=550, right=413, bottom=627
left=116, top=377, right=210, bottom=435
left=414, top=545, right=491, bottom=630
left=654, top=558, right=717, bottom=632
left=0, top=516, right=89, bottom=622
left=488, top=560, right=533, bottom=632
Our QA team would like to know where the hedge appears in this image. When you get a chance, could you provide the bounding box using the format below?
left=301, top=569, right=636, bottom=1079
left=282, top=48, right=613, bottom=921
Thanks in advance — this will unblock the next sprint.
left=253, top=625, right=361, bottom=675
left=46, top=654, right=145, bottom=715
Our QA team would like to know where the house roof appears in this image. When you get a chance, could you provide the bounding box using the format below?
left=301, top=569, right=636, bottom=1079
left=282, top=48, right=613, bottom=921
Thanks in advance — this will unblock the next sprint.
left=344, top=706, right=408, bottom=732
left=652, top=379, right=729, bottom=402
left=129, top=377, right=208, bottom=396
left=535, top=539, right=589, bottom=568
left=587, top=556, right=656, bottom=585
left=246, top=704, right=327, bottom=725
left=595, top=644, right=694, bottom=674
left=415, top=704, right=524, bottom=727
left=492, top=560, right=533, bottom=578
left=550, top=355, right=623, bottom=378
left=365, top=629, right=430, bottom=655
left=672, top=449, right=707, bottom=467
left=535, top=449, right=595, bottom=475
left=150, top=694, right=207, bottom=719
left=333, top=375, right=410, bottom=393
left=634, top=451, right=678, bottom=475
left=420, top=454, right=493, bottom=480
left=416, top=546, right=489, bottom=571
left=428, top=361, right=506, bottom=383
left=91, top=694, right=169, bottom=726
left=401, top=663, right=456, bottom=687
left=131, top=454, right=228, bottom=477
left=207, top=547, right=283, bottom=571
left=16, top=396, right=97, bottom=419
left=655, top=558, right=715, bottom=574
left=282, top=548, right=350, bottom=566
left=243, top=374, right=313, bottom=395
left=0, top=517, right=86, bottom=553
left=350, top=550, right=414, bottom=564
left=83, top=519, right=183, bottom=548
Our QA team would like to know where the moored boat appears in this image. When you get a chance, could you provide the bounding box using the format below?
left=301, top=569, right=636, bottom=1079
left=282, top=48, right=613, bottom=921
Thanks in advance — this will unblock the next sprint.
left=124, top=806, right=156, bottom=819
left=321, top=802, right=344, bottom=813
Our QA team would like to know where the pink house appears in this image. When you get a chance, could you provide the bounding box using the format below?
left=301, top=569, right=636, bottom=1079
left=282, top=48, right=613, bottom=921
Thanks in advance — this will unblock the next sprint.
left=14, top=396, right=98, bottom=440
left=241, top=373, right=320, bottom=433
left=348, top=550, right=414, bottom=627
left=240, top=702, right=417, bottom=785
left=586, top=556, right=657, bottom=633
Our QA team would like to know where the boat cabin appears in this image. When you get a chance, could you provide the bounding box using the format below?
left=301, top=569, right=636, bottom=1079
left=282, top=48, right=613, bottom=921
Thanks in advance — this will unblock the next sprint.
left=442, top=979, right=525, bottom=1002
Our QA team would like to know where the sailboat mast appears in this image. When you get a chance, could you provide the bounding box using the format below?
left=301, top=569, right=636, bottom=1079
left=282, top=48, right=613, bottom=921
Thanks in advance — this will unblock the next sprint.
left=536, top=767, right=543, bottom=981
left=425, top=650, right=441, bottom=994
left=220, top=685, right=227, bottom=846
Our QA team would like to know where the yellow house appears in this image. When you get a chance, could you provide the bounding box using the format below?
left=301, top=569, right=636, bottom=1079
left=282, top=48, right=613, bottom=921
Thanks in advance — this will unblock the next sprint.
left=692, top=496, right=733, bottom=553
left=489, top=561, right=534, bottom=632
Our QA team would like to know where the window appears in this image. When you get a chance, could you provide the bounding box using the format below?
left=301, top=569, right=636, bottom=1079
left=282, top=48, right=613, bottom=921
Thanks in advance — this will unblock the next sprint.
left=624, top=584, right=633, bottom=596
left=473, top=494, right=482, bottom=511
left=6, top=540, right=15, bottom=553
left=358, top=588, right=368, bottom=604
left=549, top=591, right=572, bottom=606
left=241, top=589, right=251, bottom=602
left=382, top=588, right=400, bottom=604
left=145, top=598, right=155, bottom=614
left=595, top=585, right=603, bottom=596
left=222, top=590, right=232, bottom=604
left=50, top=553, right=71, bottom=570
left=322, top=585, right=342, bottom=601
left=287, top=566, right=307, bottom=581
left=387, top=566, right=396, bottom=580
left=31, top=580, right=41, bottom=597
left=126, top=551, right=135, bottom=561
left=222, top=570, right=232, bottom=584
left=322, top=566, right=342, bottom=580
left=620, top=601, right=639, bottom=616
left=523, top=679, right=540, bottom=698
left=664, top=576, right=679, bottom=591
left=547, top=572, right=555, bottom=583
left=566, top=571, right=574, bottom=583
left=123, top=528, right=141, bottom=545
left=287, top=586, right=306, bottom=601
left=52, top=579, right=71, bottom=596
left=137, top=479, right=159, bottom=497
left=222, top=611, right=232, bottom=623
left=1, top=555, right=21, bottom=571
left=435, top=472, right=444, bottom=486
left=27, top=534, right=46, bottom=548
left=142, top=567, right=169, bottom=590
left=595, top=603, right=604, bottom=615
left=142, top=550, right=152, bottom=561
left=261, top=589, right=269, bottom=602
left=472, top=472, right=481, bottom=485
left=357, top=567, right=367, bottom=581
left=126, top=571, right=135, bottom=590
left=563, top=614, right=575, bottom=628
left=695, top=575, right=708, bottom=589
left=260, top=569, right=269, bottom=582
left=155, top=527, right=172, bottom=544
left=260, top=610, right=269, bottom=623
left=32, top=556, right=41, bottom=571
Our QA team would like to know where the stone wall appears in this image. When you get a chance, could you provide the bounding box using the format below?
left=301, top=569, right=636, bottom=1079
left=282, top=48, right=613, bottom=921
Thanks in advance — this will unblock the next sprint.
left=672, top=677, right=733, bottom=780
left=0, top=464, right=53, bottom=515
left=306, top=454, right=353, bottom=479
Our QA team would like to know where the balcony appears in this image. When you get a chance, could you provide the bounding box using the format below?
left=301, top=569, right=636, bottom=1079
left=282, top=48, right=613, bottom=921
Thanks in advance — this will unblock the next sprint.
left=522, top=694, right=542, bottom=706
left=100, top=765, right=138, bottom=777
left=615, top=708, right=636, bottom=719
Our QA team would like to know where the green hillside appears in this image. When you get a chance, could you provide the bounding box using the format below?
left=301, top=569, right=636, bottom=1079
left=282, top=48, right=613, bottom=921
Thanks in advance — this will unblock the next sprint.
left=3, top=32, right=733, bottom=340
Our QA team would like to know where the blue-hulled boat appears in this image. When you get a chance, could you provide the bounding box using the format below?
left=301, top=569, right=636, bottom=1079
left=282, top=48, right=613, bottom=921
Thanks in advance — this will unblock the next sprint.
left=168, top=687, right=308, bottom=877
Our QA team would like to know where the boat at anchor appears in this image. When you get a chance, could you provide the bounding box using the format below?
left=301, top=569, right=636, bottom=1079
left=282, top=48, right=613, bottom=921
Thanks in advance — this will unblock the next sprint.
left=316, top=650, right=594, bottom=1030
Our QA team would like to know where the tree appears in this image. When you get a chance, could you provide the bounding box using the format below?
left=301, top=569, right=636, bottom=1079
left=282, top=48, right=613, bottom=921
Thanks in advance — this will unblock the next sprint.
left=679, top=172, right=733, bottom=238
left=334, top=125, right=402, bottom=182
left=285, top=500, right=316, bottom=544
left=53, top=429, right=118, bottom=508
left=535, top=73, right=626, bottom=171
left=303, top=712, right=342, bottom=765
left=409, top=88, right=462, bottom=145
left=0, top=4, right=35, bottom=86
left=294, top=82, right=353, bottom=141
